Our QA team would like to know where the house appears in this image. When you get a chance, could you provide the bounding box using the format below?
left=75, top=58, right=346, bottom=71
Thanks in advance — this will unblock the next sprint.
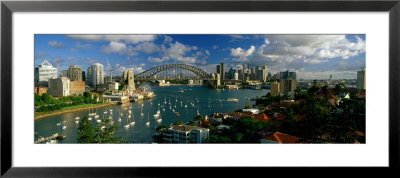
left=163, top=125, right=209, bottom=143
left=261, top=131, right=301, bottom=144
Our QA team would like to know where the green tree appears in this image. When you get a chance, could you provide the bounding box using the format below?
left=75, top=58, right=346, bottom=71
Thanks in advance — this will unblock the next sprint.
left=77, top=116, right=96, bottom=143
left=193, top=115, right=203, bottom=121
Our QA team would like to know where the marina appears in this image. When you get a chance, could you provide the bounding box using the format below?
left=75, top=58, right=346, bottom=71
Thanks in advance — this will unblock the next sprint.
left=34, top=85, right=269, bottom=143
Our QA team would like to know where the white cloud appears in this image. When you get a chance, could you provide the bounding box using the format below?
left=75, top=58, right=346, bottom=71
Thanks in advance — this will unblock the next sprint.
left=100, top=41, right=138, bottom=56
left=134, top=42, right=160, bottom=54
left=230, top=45, right=255, bottom=57
left=67, top=35, right=157, bottom=44
left=147, top=56, right=169, bottom=63
left=48, top=41, right=66, bottom=48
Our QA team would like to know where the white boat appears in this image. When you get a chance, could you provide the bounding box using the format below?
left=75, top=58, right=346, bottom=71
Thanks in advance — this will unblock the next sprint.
left=75, top=121, right=79, bottom=124
left=118, top=118, right=122, bottom=122
left=96, top=120, right=101, bottom=123
left=140, top=105, right=144, bottom=116
left=101, top=126, right=106, bottom=130
left=153, top=113, right=160, bottom=118
left=62, top=126, right=67, bottom=130
left=45, top=140, right=57, bottom=144
left=184, top=105, right=187, bottom=108
left=124, top=114, right=130, bottom=129
left=130, top=112, right=135, bottom=125
left=94, top=115, right=100, bottom=119
left=145, top=112, right=150, bottom=126
left=129, top=110, right=131, bottom=114
left=128, top=114, right=131, bottom=118
left=88, top=117, right=92, bottom=121
left=56, top=123, right=61, bottom=126
left=75, top=117, right=80, bottom=120
left=104, top=111, right=107, bottom=114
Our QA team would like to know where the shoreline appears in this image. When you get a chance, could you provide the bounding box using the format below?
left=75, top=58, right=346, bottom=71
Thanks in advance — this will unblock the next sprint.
left=34, top=102, right=118, bottom=120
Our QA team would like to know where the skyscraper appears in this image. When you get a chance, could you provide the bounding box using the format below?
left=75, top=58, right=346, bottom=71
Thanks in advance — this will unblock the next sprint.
left=216, top=65, right=221, bottom=75
left=34, top=59, right=58, bottom=87
left=242, top=64, right=248, bottom=74
left=87, top=63, right=104, bottom=88
left=220, top=62, right=225, bottom=80
left=280, top=70, right=296, bottom=80
left=357, top=69, right=366, bottom=89
left=67, top=65, right=83, bottom=81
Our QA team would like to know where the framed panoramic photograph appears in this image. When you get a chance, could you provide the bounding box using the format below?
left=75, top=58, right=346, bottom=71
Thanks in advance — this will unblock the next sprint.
left=1, top=0, right=399, bottom=177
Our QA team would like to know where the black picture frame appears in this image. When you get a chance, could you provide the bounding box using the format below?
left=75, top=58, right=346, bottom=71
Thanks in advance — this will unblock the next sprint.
left=1, top=0, right=399, bottom=177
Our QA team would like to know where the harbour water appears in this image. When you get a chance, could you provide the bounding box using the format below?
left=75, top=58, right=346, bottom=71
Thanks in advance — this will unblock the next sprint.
left=34, top=85, right=269, bottom=143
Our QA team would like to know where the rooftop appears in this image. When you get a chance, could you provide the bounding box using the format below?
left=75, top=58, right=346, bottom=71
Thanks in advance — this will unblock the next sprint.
left=263, top=131, right=301, bottom=144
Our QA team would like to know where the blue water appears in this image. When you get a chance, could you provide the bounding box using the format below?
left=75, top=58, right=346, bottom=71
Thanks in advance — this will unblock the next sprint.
left=34, top=85, right=269, bottom=143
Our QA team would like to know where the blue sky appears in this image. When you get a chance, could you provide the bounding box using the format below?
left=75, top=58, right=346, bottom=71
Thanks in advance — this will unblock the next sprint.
left=34, top=34, right=365, bottom=79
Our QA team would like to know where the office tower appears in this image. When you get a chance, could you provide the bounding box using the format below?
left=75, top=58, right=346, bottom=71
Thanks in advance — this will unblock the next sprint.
left=229, top=67, right=234, bottom=80
left=357, top=69, right=366, bottom=89
left=216, top=73, right=221, bottom=86
left=242, top=64, right=248, bottom=74
left=87, top=63, right=104, bottom=88
left=123, top=70, right=135, bottom=90
left=220, top=62, right=225, bottom=80
left=216, top=64, right=221, bottom=75
left=34, top=59, right=58, bottom=87
left=280, top=79, right=297, bottom=93
left=82, top=71, right=86, bottom=82
left=280, top=70, right=296, bottom=80
left=271, top=81, right=280, bottom=96
left=67, top=65, right=83, bottom=81
left=234, top=72, right=239, bottom=80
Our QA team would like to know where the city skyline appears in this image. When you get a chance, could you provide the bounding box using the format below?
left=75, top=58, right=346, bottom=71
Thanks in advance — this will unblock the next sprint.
left=34, top=34, right=366, bottom=80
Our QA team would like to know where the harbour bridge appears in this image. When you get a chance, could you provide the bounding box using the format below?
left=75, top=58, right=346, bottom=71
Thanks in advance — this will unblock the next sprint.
left=135, top=64, right=217, bottom=88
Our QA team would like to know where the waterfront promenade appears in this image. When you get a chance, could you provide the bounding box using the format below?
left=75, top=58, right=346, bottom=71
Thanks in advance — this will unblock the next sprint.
left=34, top=102, right=117, bottom=120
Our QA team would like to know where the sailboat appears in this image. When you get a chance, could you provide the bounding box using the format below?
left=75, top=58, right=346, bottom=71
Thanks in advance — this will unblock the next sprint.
left=153, top=105, right=160, bottom=118
left=164, top=97, right=167, bottom=105
left=130, top=112, right=135, bottom=126
left=157, top=112, right=162, bottom=123
left=124, top=112, right=130, bottom=129
left=145, top=112, right=150, bottom=126
left=140, top=104, right=144, bottom=117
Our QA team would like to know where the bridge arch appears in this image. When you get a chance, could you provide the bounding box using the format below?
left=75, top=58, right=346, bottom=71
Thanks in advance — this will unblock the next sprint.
left=135, top=64, right=211, bottom=79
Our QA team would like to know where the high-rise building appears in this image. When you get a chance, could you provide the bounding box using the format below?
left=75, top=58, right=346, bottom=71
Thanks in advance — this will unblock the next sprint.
left=87, top=63, right=104, bottom=88
left=280, top=79, right=297, bottom=93
left=271, top=81, right=280, bottom=96
left=280, top=70, right=296, bottom=80
left=257, top=65, right=267, bottom=82
left=234, top=72, right=239, bottom=80
left=123, top=70, right=135, bottom=90
left=229, top=67, right=234, bottom=80
left=34, top=59, right=58, bottom=87
left=357, top=69, right=366, bottom=89
left=242, top=64, right=248, bottom=74
left=48, top=77, right=70, bottom=97
left=216, top=65, right=221, bottom=75
left=216, top=73, right=221, bottom=86
left=82, top=71, right=86, bottom=82
left=67, top=65, right=83, bottom=81
left=220, top=62, right=225, bottom=80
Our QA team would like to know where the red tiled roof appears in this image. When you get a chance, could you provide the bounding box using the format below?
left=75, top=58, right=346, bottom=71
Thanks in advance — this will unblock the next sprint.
left=263, top=131, right=301, bottom=143
left=254, top=113, right=271, bottom=122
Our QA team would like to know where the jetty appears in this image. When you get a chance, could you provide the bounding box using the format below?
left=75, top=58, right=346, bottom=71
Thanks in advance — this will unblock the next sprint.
left=35, top=133, right=66, bottom=144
